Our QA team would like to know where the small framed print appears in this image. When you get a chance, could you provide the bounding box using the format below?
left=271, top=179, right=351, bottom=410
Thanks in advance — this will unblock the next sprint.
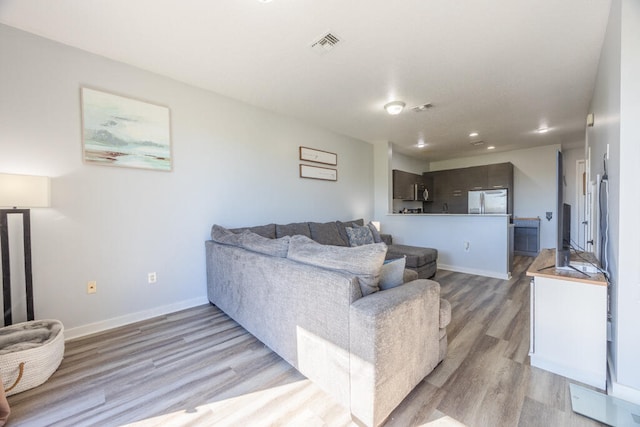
left=300, top=164, right=337, bottom=181
left=299, top=146, right=337, bottom=166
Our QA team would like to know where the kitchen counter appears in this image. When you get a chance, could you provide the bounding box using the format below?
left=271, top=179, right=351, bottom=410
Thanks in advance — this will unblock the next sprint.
left=378, top=213, right=512, bottom=279
left=389, top=213, right=511, bottom=217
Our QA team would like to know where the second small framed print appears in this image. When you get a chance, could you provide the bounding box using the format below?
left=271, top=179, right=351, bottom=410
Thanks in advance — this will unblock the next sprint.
left=299, top=146, right=337, bottom=166
left=300, top=164, right=337, bottom=181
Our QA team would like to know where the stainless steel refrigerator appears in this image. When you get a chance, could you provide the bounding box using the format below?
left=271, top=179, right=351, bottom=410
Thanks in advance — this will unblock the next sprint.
left=468, top=189, right=508, bottom=214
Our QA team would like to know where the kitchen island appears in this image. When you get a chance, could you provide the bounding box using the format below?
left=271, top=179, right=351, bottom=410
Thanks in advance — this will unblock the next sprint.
left=380, top=213, right=513, bottom=279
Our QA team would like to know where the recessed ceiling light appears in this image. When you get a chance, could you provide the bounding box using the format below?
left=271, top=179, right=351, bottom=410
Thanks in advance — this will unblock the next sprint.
left=487, top=146, right=496, bottom=150
left=537, top=127, right=549, bottom=134
left=469, top=132, right=479, bottom=138
left=384, top=101, right=405, bottom=115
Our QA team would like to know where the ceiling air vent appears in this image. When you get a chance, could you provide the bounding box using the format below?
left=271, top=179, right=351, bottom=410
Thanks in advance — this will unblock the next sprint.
left=469, top=140, right=485, bottom=147
left=411, top=103, right=433, bottom=112
left=311, top=32, right=341, bottom=54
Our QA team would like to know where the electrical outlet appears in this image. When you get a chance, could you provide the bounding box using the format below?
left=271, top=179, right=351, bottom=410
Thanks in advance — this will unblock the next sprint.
left=87, top=281, right=97, bottom=294
left=148, top=272, right=157, bottom=284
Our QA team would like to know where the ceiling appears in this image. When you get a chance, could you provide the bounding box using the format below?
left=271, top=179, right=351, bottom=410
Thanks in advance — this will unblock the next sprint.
left=0, top=0, right=612, bottom=161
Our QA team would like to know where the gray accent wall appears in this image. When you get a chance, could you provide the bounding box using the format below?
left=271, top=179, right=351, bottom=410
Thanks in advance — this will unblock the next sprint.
left=0, top=24, right=374, bottom=336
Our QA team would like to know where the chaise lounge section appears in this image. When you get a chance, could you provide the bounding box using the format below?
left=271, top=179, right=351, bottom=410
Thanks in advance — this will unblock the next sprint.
left=205, top=220, right=449, bottom=426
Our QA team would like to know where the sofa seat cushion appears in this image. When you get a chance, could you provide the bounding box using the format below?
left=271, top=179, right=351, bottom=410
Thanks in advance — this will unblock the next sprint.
left=387, top=244, right=438, bottom=268
left=287, top=235, right=386, bottom=296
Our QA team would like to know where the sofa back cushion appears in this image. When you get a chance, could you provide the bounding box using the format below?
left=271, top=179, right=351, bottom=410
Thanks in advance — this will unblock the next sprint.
left=309, top=221, right=348, bottom=246
left=211, top=225, right=290, bottom=257
left=230, top=223, right=276, bottom=239
left=287, top=235, right=386, bottom=296
left=276, top=222, right=312, bottom=239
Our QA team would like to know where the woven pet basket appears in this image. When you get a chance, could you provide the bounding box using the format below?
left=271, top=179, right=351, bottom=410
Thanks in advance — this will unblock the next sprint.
left=0, top=319, right=64, bottom=396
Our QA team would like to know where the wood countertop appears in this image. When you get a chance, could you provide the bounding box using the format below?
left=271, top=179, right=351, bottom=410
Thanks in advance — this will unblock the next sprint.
left=526, top=248, right=607, bottom=286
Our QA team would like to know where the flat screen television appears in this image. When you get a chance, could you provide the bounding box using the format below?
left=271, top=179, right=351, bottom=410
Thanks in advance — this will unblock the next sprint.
left=555, top=150, right=571, bottom=268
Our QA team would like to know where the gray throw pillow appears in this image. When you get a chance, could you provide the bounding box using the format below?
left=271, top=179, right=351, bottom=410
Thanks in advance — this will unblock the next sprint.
left=379, top=256, right=406, bottom=290
left=367, top=221, right=383, bottom=243
left=336, top=219, right=365, bottom=245
left=211, top=225, right=290, bottom=257
left=346, top=225, right=375, bottom=247
left=287, top=235, right=387, bottom=296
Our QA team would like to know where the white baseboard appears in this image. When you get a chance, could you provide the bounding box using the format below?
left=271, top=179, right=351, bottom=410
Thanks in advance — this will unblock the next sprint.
left=64, top=296, right=210, bottom=340
left=438, top=263, right=511, bottom=280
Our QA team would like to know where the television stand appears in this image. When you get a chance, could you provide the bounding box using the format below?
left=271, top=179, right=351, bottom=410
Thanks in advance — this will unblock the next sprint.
left=526, top=249, right=608, bottom=389
left=537, top=262, right=590, bottom=277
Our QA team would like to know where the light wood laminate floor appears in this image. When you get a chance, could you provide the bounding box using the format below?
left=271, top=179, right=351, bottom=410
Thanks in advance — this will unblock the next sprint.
left=6, top=256, right=604, bottom=426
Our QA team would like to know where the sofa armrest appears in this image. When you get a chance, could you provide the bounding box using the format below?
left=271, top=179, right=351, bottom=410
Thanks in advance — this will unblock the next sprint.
left=380, top=233, right=393, bottom=245
left=349, top=279, right=441, bottom=426
left=403, top=268, right=418, bottom=283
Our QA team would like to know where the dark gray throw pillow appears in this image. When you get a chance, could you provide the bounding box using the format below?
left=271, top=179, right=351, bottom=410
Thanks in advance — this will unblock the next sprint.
left=346, top=225, right=375, bottom=247
left=367, top=221, right=383, bottom=243
left=287, top=235, right=387, bottom=296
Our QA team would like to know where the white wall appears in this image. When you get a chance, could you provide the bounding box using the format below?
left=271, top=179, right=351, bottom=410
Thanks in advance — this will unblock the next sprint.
left=587, top=0, right=640, bottom=402
left=391, top=149, right=429, bottom=175
left=0, top=25, right=374, bottom=337
left=428, top=144, right=561, bottom=250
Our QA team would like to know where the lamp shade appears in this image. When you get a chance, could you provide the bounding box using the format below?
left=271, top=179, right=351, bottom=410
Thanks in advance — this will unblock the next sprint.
left=0, top=173, right=50, bottom=208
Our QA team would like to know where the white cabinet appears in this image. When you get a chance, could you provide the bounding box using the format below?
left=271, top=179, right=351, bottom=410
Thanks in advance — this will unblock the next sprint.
left=527, top=249, right=608, bottom=390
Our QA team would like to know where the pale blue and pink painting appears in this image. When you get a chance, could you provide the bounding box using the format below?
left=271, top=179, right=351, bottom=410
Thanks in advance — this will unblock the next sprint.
left=81, top=88, right=172, bottom=171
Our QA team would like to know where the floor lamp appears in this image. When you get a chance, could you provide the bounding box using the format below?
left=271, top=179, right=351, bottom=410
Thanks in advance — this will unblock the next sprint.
left=0, top=173, right=50, bottom=326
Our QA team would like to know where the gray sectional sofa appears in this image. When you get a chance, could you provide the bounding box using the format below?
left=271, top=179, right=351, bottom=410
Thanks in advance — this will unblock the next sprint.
left=205, top=220, right=450, bottom=426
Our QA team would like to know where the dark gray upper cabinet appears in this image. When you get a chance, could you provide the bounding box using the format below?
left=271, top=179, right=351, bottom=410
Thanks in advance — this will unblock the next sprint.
left=392, top=169, right=423, bottom=200
left=487, top=163, right=514, bottom=189
left=421, top=162, right=514, bottom=214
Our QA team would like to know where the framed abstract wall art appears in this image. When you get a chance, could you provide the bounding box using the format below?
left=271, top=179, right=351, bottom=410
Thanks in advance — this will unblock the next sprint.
left=81, top=87, right=172, bottom=171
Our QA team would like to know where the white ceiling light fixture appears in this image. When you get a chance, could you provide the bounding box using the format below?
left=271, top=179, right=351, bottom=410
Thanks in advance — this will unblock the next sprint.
left=384, top=101, right=405, bottom=115
left=487, top=145, right=496, bottom=150
left=469, top=132, right=479, bottom=137
left=537, top=126, right=550, bottom=134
